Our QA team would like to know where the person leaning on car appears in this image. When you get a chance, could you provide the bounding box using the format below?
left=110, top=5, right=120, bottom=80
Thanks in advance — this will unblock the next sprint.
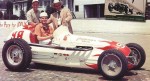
left=47, top=0, right=73, bottom=34
left=34, top=12, right=54, bottom=42
left=26, top=0, right=40, bottom=27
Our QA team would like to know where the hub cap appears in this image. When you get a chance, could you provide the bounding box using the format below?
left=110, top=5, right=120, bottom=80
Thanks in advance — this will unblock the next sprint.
left=101, top=54, right=122, bottom=76
left=6, top=45, right=23, bottom=65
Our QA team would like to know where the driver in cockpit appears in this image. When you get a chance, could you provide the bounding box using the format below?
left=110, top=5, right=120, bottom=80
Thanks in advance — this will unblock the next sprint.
left=34, top=12, right=54, bottom=44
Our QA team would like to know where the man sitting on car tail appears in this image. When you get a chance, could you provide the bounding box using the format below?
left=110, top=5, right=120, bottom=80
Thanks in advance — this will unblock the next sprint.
left=34, top=12, right=54, bottom=44
left=47, top=0, right=73, bottom=34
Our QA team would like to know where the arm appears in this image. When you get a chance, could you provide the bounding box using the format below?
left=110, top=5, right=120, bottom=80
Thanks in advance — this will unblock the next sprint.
left=26, top=11, right=38, bottom=27
left=68, top=23, right=73, bottom=34
left=66, top=9, right=73, bottom=34
left=37, top=35, right=53, bottom=41
left=28, top=22, right=38, bottom=27
left=47, top=14, right=53, bottom=24
left=49, top=24, right=54, bottom=34
left=65, top=8, right=72, bottom=22
left=61, top=8, right=73, bottom=34
left=34, top=24, right=53, bottom=41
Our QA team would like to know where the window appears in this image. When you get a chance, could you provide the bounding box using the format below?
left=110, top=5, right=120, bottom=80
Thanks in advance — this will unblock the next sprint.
left=15, top=5, right=18, bottom=10
left=75, top=5, right=79, bottom=12
left=44, top=1, right=50, bottom=6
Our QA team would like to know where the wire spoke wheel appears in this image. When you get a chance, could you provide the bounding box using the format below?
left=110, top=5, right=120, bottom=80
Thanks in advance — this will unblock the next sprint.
left=126, top=43, right=146, bottom=69
left=129, top=47, right=141, bottom=65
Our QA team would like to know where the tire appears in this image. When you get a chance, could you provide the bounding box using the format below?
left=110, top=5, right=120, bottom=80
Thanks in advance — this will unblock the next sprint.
left=108, top=3, right=113, bottom=12
left=2, top=38, right=32, bottom=71
left=124, top=5, right=128, bottom=14
left=118, top=4, right=124, bottom=13
left=34, top=62, right=46, bottom=67
left=126, top=43, right=146, bottom=70
left=129, top=9, right=133, bottom=14
left=98, top=49, right=128, bottom=80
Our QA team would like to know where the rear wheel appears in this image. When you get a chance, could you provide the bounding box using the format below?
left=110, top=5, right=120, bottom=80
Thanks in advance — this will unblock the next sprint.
left=124, top=5, right=128, bottom=14
left=98, top=49, right=128, bottom=80
left=126, top=43, right=146, bottom=70
left=129, top=9, right=133, bottom=14
left=2, top=38, right=32, bottom=71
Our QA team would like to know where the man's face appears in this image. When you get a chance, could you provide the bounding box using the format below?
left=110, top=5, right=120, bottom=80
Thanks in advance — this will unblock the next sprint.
left=40, top=16, right=48, bottom=24
left=53, top=3, right=62, bottom=11
left=32, top=2, right=39, bottom=11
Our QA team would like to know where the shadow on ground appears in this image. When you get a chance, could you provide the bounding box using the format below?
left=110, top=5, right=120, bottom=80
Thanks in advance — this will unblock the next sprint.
left=28, top=63, right=149, bottom=81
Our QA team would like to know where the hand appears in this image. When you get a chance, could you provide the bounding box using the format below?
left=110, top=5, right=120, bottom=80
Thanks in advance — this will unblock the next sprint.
left=33, top=23, right=38, bottom=27
left=49, top=34, right=53, bottom=39
left=35, top=23, right=37, bottom=25
left=65, top=18, right=69, bottom=23
left=62, top=19, right=68, bottom=26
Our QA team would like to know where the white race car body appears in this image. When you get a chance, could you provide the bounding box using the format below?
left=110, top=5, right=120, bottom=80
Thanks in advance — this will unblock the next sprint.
left=6, top=26, right=130, bottom=69
left=3, top=25, right=146, bottom=79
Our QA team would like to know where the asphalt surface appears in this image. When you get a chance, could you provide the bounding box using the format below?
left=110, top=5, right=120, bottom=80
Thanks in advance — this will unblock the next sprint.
left=0, top=32, right=150, bottom=81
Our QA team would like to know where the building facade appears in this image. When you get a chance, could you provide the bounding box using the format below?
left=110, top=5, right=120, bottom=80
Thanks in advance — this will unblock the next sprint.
left=0, top=0, right=7, bottom=15
left=8, top=0, right=150, bottom=19
left=12, top=0, right=105, bottom=18
left=146, top=2, right=150, bottom=19
left=13, top=0, right=27, bottom=17
left=13, top=0, right=51, bottom=17
left=73, top=0, right=105, bottom=18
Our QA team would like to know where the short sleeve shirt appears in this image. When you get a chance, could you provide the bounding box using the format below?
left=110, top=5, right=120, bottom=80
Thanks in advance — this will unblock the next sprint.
left=34, top=24, right=53, bottom=37
left=27, top=9, right=40, bottom=23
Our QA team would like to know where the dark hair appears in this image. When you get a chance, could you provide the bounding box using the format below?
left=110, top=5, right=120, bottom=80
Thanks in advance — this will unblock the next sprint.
left=41, top=10, right=44, bottom=13
left=61, top=5, right=64, bottom=8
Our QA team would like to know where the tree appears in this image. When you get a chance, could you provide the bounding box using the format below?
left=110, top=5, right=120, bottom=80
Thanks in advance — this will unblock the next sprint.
left=11, top=15, right=19, bottom=20
left=27, top=0, right=32, bottom=12
left=46, top=5, right=56, bottom=18
left=0, top=11, right=3, bottom=19
left=19, top=10, right=26, bottom=20
left=6, top=1, right=13, bottom=19
left=4, top=11, right=9, bottom=20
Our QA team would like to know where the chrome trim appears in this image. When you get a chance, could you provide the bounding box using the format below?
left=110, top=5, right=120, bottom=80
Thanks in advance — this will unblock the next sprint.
left=28, top=43, right=93, bottom=51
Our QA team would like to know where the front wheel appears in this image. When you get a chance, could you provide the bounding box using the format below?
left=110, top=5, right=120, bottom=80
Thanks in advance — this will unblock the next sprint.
left=126, top=43, right=146, bottom=70
left=108, top=3, right=113, bottom=12
left=98, top=49, right=128, bottom=80
left=2, top=38, right=32, bottom=71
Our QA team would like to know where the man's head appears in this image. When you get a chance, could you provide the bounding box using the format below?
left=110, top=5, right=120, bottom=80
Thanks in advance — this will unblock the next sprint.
left=39, top=12, right=48, bottom=24
left=52, top=0, right=63, bottom=11
left=32, top=0, right=39, bottom=11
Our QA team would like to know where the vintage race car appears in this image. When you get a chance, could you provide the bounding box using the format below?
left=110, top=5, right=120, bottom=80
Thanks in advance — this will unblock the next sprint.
left=2, top=25, right=146, bottom=80
left=108, top=3, right=133, bottom=14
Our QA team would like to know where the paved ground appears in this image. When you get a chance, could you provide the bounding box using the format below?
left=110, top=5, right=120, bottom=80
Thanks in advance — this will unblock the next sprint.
left=0, top=32, right=150, bottom=81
